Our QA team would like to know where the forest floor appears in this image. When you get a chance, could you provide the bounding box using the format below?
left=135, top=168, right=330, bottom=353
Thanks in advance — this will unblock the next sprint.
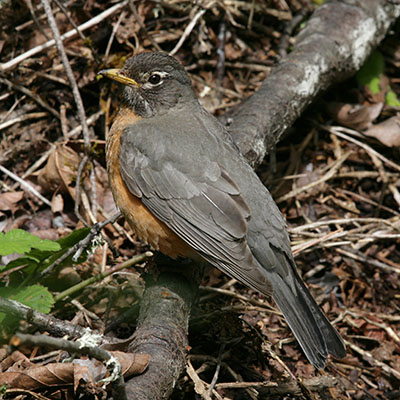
left=0, top=0, right=400, bottom=399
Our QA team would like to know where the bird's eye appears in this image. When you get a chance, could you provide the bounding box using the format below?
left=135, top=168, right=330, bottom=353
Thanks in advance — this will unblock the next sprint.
left=148, top=73, right=162, bottom=85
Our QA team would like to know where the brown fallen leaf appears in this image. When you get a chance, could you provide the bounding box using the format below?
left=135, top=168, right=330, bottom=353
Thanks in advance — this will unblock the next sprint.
left=327, top=101, right=383, bottom=130
left=37, top=143, right=81, bottom=195
left=362, top=114, right=400, bottom=147
left=51, top=193, right=64, bottom=214
left=0, top=362, right=92, bottom=391
left=0, top=351, right=149, bottom=391
left=0, top=191, right=24, bottom=213
left=111, top=350, right=150, bottom=378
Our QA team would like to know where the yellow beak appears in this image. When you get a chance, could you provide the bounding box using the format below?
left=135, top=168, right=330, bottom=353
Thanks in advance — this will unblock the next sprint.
left=98, top=69, right=139, bottom=87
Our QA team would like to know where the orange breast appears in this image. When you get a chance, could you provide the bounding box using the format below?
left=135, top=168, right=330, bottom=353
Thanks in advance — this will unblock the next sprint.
left=106, top=108, right=196, bottom=259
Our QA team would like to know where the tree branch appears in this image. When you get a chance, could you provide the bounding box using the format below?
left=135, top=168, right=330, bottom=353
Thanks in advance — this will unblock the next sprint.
left=226, top=0, right=400, bottom=166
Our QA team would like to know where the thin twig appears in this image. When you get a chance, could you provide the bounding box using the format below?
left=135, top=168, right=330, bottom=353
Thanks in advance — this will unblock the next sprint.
left=0, top=164, right=51, bottom=206
left=289, top=217, right=398, bottom=233
left=276, top=151, right=351, bottom=203
left=207, top=343, right=225, bottom=398
left=0, top=112, right=47, bottom=131
left=345, top=340, right=400, bottom=380
left=0, top=77, right=60, bottom=119
left=336, top=247, right=400, bottom=274
left=13, top=333, right=127, bottom=399
left=54, top=250, right=152, bottom=302
left=40, top=212, right=122, bottom=278
left=41, top=0, right=91, bottom=150
left=105, top=10, right=127, bottom=58
left=52, top=0, right=86, bottom=42
left=67, top=111, right=103, bottom=138
left=325, top=126, right=400, bottom=172
left=74, top=154, right=90, bottom=226
left=0, top=1, right=128, bottom=71
left=169, top=8, right=206, bottom=56
left=128, top=0, right=162, bottom=51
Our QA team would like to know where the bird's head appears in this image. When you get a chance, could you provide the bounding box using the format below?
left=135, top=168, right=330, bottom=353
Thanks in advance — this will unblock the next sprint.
left=99, top=52, right=196, bottom=117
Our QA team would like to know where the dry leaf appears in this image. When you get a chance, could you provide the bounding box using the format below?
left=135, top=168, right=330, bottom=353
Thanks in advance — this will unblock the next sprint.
left=51, top=193, right=64, bottom=213
left=0, top=351, right=149, bottom=391
left=327, top=101, right=383, bottom=130
left=0, top=191, right=24, bottom=213
left=111, top=351, right=150, bottom=377
left=363, top=114, right=400, bottom=147
left=38, top=143, right=80, bottom=195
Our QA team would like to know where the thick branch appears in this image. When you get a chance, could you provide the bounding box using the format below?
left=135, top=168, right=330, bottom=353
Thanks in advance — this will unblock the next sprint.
left=226, top=0, right=400, bottom=166
left=124, top=259, right=201, bottom=400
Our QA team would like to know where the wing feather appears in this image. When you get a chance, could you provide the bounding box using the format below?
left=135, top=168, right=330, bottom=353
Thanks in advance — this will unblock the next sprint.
left=119, top=126, right=272, bottom=295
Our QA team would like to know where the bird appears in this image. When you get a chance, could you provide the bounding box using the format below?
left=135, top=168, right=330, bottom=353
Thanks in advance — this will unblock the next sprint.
left=98, top=52, right=346, bottom=369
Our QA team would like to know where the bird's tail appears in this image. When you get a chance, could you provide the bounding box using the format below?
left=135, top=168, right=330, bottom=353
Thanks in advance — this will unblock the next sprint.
left=264, top=261, right=346, bottom=369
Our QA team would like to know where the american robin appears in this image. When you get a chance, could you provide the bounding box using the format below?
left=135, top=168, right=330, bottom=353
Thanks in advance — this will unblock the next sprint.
left=99, top=52, right=346, bottom=368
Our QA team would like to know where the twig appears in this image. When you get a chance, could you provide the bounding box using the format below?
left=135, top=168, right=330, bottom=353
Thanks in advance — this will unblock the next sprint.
left=12, top=332, right=127, bottom=399
left=54, top=251, right=152, bottom=302
left=52, top=0, right=86, bottom=42
left=105, top=10, right=127, bottom=58
left=25, top=0, right=50, bottom=40
left=0, top=1, right=128, bottom=71
left=41, top=0, right=90, bottom=150
left=169, top=8, right=206, bottom=56
left=0, top=77, right=60, bottom=119
left=40, top=212, right=122, bottom=278
left=214, top=376, right=339, bottom=394
left=0, top=112, right=47, bottom=131
left=289, top=217, right=398, bottom=233
left=199, top=285, right=278, bottom=313
left=0, top=296, right=90, bottom=339
left=186, top=359, right=211, bottom=399
left=209, top=345, right=226, bottom=398
left=341, top=189, right=400, bottom=217
left=0, top=164, right=51, bottom=206
left=10, top=146, right=55, bottom=191
left=345, top=340, right=400, bottom=380
left=292, top=228, right=344, bottom=255
left=89, top=167, right=98, bottom=223
left=128, top=0, right=162, bottom=51
left=67, top=111, right=103, bottom=138
left=344, top=311, right=400, bottom=345
left=276, top=151, right=351, bottom=203
left=335, top=247, right=400, bottom=274
left=325, top=126, right=400, bottom=172
left=74, top=155, right=90, bottom=226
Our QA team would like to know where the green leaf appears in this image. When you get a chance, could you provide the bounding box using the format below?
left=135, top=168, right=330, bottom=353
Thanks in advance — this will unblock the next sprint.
left=386, top=89, right=400, bottom=107
left=0, top=255, right=38, bottom=272
left=56, top=227, right=91, bottom=250
left=0, top=285, right=54, bottom=314
left=0, top=229, right=60, bottom=256
left=356, top=50, right=385, bottom=95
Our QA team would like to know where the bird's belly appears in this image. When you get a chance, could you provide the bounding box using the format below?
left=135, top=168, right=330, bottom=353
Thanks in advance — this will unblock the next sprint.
left=106, top=111, right=196, bottom=259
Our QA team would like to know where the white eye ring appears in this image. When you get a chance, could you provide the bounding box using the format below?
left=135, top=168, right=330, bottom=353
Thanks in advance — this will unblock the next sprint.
left=143, top=71, right=169, bottom=88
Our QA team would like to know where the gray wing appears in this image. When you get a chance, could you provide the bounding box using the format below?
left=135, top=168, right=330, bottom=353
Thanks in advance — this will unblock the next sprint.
left=119, top=125, right=272, bottom=295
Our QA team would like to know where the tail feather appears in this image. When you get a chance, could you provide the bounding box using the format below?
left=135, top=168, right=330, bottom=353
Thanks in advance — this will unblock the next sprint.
left=264, top=263, right=346, bottom=369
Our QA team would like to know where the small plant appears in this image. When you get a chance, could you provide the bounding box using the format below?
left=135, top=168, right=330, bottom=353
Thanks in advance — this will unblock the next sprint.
left=0, top=228, right=90, bottom=338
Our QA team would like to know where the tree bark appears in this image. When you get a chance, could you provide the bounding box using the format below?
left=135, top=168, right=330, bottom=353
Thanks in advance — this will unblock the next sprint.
left=124, top=259, right=201, bottom=399
left=226, top=0, right=400, bottom=166
left=124, top=1, right=400, bottom=399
